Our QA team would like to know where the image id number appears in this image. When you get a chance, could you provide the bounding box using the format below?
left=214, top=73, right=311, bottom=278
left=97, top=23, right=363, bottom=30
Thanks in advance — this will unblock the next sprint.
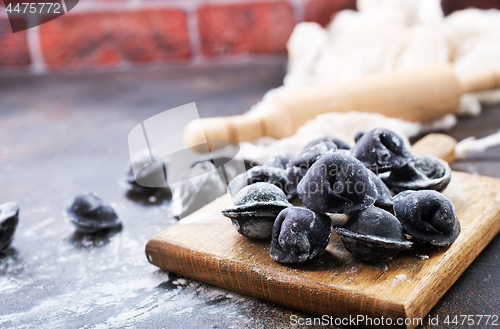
left=5, top=2, right=61, bottom=14
left=444, top=315, right=498, bottom=326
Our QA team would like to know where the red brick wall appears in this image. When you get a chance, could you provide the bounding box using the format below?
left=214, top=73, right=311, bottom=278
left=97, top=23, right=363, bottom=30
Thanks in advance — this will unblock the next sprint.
left=197, top=2, right=296, bottom=57
left=40, top=9, right=191, bottom=69
left=0, top=18, right=31, bottom=69
left=0, top=0, right=499, bottom=73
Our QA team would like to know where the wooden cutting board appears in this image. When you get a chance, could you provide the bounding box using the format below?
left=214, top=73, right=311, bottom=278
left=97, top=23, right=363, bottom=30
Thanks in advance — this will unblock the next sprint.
left=145, top=134, right=500, bottom=329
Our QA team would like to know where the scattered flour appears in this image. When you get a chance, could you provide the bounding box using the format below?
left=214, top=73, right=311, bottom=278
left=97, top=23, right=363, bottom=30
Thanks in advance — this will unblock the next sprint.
left=393, top=274, right=410, bottom=284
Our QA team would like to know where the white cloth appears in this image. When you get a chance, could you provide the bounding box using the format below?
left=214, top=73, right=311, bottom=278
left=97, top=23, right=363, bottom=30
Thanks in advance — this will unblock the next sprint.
left=240, top=0, right=500, bottom=163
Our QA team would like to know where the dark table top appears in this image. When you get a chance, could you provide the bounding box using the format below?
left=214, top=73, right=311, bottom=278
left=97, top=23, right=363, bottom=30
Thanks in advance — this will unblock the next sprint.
left=0, top=61, right=499, bottom=329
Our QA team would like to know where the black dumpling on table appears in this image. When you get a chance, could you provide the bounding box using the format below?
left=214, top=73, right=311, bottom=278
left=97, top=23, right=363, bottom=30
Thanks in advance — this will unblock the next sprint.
left=382, top=154, right=451, bottom=193
left=0, top=202, right=20, bottom=252
left=350, top=128, right=411, bottom=173
left=263, top=152, right=295, bottom=170
left=335, top=205, right=412, bottom=262
left=123, top=150, right=169, bottom=195
left=67, top=192, right=121, bottom=234
left=270, top=207, right=333, bottom=263
left=393, top=190, right=460, bottom=246
left=367, top=170, right=394, bottom=209
left=222, top=183, right=292, bottom=240
left=297, top=152, right=378, bottom=214
left=228, top=165, right=291, bottom=200
left=286, top=141, right=337, bottom=196
left=304, top=136, right=350, bottom=150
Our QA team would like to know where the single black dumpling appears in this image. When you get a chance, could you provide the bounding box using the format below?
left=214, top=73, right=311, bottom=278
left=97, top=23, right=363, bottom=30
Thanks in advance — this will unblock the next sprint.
left=67, top=192, right=121, bottom=234
left=263, top=152, right=295, bottom=170
left=393, top=190, right=460, bottom=246
left=382, top=154, right=451, bottom=193
left=367, top=170, right=393, bottom=208
left=297, top=152, right=378, bottom=214
left=286, top=141, right=337, bottom=196
left=304, top=136, right=350, bottom=150
left=123, top=150, right=169, bottom=195
left=228, top=166, right=292, bottom=200
left=335, top=205, right=412, bottom=262
left=350, top=128, right=411, bottom=173
left=0, top=202, right=20, bottom=252
left=270, top=207, right=333, bottom=263
left=222, top=183, right=292, bottom=240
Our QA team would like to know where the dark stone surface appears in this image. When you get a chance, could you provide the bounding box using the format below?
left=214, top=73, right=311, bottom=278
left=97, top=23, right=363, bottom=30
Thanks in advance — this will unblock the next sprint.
left=0, top=61, right=499, bottom=328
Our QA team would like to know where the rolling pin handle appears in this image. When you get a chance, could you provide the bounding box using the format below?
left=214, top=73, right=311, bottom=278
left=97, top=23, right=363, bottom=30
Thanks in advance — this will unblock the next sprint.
left=183, top=115, right=267, bottom=151
left=459, top=67, right=500, bottom=94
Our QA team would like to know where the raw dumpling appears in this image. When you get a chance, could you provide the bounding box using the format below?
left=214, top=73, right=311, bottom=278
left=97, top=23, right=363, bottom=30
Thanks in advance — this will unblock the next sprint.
left=270, top=207, right=333, bottom=263
left=304, top=136, right=350, bottom=150
left=263, top=152, right=295, bottom=170
left=286, top=141, right=337, bottom=196
left=382, top=154, right=451, bottom=193
left=67, top=193, right=121, bottom=234
left=335, top=205, right=412, bottom=262
left=393, top=190, right=460, bottom=246
left=228, top=166, right=291, bottom=200
left=123, top=150, right=169, bottom=194
left=350, top=128, right=411, bottom=173
left=297, top=152, right=378, bottom=214
left=0, top=202, right=20, bottom=251
left=222, top=183, right=292, bottom=240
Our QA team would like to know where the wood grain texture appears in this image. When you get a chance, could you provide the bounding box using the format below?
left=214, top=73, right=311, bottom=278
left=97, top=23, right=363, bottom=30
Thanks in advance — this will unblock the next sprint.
left=146, top=134, right=500, bottom=328
left=410, top=133, right=457, bottom=163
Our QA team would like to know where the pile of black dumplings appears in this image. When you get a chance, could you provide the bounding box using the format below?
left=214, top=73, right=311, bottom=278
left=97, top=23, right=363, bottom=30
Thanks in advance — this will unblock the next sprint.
left=222, top=128, right=460, bottom=264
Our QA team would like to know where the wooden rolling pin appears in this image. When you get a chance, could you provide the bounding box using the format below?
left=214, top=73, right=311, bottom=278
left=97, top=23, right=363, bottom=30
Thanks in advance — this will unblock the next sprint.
left=184, top=64, right=500, bottom=150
